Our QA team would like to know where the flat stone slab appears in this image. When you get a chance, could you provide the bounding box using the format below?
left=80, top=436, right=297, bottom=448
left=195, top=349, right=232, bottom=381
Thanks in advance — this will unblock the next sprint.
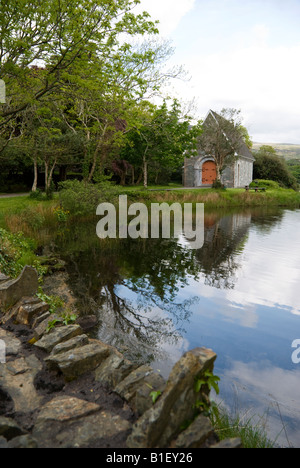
left=36, top=396, right=100, bottom=423
left=33, top=396, right=131, bottom=448
left=16, top=300, right=49, bottom=326
left=45, top=341, right=112, bottom=381
left=95, top=353, right=137, bottom=388
left=0, top=355, right=43, bottom=413
left=50, top=334, right=89, bottom=356
left=34, top=324, right=83, bottom=353
left=114, top=365, right=166, bottom=416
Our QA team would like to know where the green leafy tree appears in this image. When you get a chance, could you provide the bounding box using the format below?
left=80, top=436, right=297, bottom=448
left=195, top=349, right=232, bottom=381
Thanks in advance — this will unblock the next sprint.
left=253, top=145, right=298, bottom=189
left=122, top=100, right=202, bottom=187
left=0, top=0, right=159, bottom=140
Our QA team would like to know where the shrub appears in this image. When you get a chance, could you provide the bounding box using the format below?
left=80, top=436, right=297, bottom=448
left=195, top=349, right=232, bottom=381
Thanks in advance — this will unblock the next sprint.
left=0, top=228, right=46, bottom=278
left=253, top=151, right=298, bottom=190
left=212, top=179, right=226, bottom=190
left=58, top=180, right=121, bottom=217
left=250, top=179, right=281, bottom=189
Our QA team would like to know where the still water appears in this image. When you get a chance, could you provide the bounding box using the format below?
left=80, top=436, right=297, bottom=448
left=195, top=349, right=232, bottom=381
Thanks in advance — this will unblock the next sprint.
left=55, top=207, right=300, bottom=447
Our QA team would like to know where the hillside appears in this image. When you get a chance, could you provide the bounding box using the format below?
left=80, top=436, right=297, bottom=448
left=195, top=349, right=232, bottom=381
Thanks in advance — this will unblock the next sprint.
left=252, top=143, right=300, bottom=160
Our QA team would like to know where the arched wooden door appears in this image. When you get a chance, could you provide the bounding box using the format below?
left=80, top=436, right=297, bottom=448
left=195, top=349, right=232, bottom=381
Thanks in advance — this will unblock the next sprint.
left=202, top=160, right=217, bottom=185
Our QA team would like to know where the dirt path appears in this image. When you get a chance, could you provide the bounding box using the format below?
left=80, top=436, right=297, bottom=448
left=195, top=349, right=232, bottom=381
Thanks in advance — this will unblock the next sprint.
left=0, top=193, right=29, bottom=198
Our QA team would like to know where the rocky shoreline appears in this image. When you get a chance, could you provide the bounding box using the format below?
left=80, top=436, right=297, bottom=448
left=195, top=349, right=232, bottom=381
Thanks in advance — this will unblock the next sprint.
left=0, top=266, right=241, bottom=448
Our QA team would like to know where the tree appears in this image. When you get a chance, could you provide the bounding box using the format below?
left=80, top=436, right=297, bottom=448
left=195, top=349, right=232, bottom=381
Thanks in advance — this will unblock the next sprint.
left=197, top=108, right=249, bottom=181
left=253, top=145, right=298, bottom=189
left=122, top=100, right=202, bottom=187
left=0, top=0, right=159, bottom=141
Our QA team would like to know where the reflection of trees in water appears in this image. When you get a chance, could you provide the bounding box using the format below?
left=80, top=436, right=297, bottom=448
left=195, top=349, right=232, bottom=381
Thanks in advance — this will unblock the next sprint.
left=63, top=238, right=198, bottom=363
left=55, top=209, right=284, bottom=363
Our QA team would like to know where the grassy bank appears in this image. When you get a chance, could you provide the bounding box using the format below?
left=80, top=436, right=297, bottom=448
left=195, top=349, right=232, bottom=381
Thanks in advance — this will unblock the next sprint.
left=209, top=404, right=275, bottom=448
left=133, top=187, right=300, bottom=208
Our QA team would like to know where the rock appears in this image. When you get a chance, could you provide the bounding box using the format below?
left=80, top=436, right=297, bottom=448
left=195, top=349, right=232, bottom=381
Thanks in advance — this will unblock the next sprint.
left=0, top=328, right=22, bottom=357
left=0, top=436, right=8, bottom=448
left=0, top=355, right=43, bottom=413
left=50, top=334, right=89, bottom=356
left=8, top=434, right=38, bottom=448
left=134, top=373, right=166, bottom=416
left=34, top=324, right=83, bottom=353
left=36, top=396, right=100, bottom=422
left=0, top=273, right=10, bottom=284
left=0, top=266, right=38, bottom=309
left=76, top=315, right=98, bottom=331
left=15, top=300, right=49, bottom=326
left=33, top=314, right=63, bottom=340
left=45, top=341, right=112, bottom=381
left=0, top=417, right=26, bottom=441
left=210, top=437, right=243, bottom=448
left=114, top=365, right=155, bottom=402
left=114, top=365, right=166, bottom=416
left=33, top=396, right=131, bottom=448
left=127, top=347, right=217, bottom=448
left=174, top=414, right=214, bottom=448
left=31, top=311, right=51, bottom=329
left=95, top=353, right=138, bottom=388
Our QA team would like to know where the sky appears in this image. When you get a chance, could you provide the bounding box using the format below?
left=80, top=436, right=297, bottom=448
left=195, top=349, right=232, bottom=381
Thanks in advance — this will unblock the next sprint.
left=135, top=0, right=300, bottom=144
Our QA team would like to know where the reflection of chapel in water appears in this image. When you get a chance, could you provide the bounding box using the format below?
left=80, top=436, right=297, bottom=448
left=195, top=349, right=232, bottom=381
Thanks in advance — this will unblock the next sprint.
left=55, top=210, right=254, bottom=363
left=187, top=212, right=252, bottom=289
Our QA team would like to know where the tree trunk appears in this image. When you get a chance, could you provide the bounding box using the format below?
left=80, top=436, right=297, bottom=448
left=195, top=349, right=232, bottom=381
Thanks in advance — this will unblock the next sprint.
left=32, top=156, right=38, bottom=192
left=45, top=158, right=57, bottom=195
left=143, top=154, right=148, bottom=189
left=45, top=161, right=48, bottom=192
left=136, top=171, right=143, bottom=186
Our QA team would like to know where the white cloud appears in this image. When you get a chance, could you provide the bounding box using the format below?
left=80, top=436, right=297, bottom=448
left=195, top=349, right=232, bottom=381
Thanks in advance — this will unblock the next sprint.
left=169, top=41, right=300, bottom=142
left=136, top=0, right=196, bottom=36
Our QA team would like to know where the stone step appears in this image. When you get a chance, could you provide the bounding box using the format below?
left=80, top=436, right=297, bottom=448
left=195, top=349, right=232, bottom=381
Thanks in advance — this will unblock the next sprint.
left=34, top=324, right=83, bottom=353
left=32, top=396, right=131, bottom=448
left=0, top=355, right=43, bottom=413
left=45, top=341, right=112, bottom=381
left=114, top=365, right=166, bottom=416
left=15, top=300, right=50, bottom=326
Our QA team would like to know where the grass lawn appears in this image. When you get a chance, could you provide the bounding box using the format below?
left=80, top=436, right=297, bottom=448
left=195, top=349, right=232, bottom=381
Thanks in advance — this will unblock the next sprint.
left=0, top=195, right=58, bottom=229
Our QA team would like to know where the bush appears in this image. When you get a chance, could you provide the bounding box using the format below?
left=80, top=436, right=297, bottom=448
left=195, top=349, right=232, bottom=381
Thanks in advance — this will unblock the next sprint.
left=0, top=228, right=46, bottom=278
left=250, top=179, right=281, bottom=189
left=212, top=179, right=226, bottom=190
left=58, top=180, right=121, bottom=217
left=253, top=151, right=298, bottom=190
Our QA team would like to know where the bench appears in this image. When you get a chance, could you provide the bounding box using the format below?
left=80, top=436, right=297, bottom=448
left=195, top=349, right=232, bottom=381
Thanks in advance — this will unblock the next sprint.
left=245, top=186, right=266, bottom=192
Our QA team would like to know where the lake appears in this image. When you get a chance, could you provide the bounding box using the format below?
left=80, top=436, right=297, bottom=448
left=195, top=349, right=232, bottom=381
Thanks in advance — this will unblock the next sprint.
left=54, top=206, right=300, bottom=447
